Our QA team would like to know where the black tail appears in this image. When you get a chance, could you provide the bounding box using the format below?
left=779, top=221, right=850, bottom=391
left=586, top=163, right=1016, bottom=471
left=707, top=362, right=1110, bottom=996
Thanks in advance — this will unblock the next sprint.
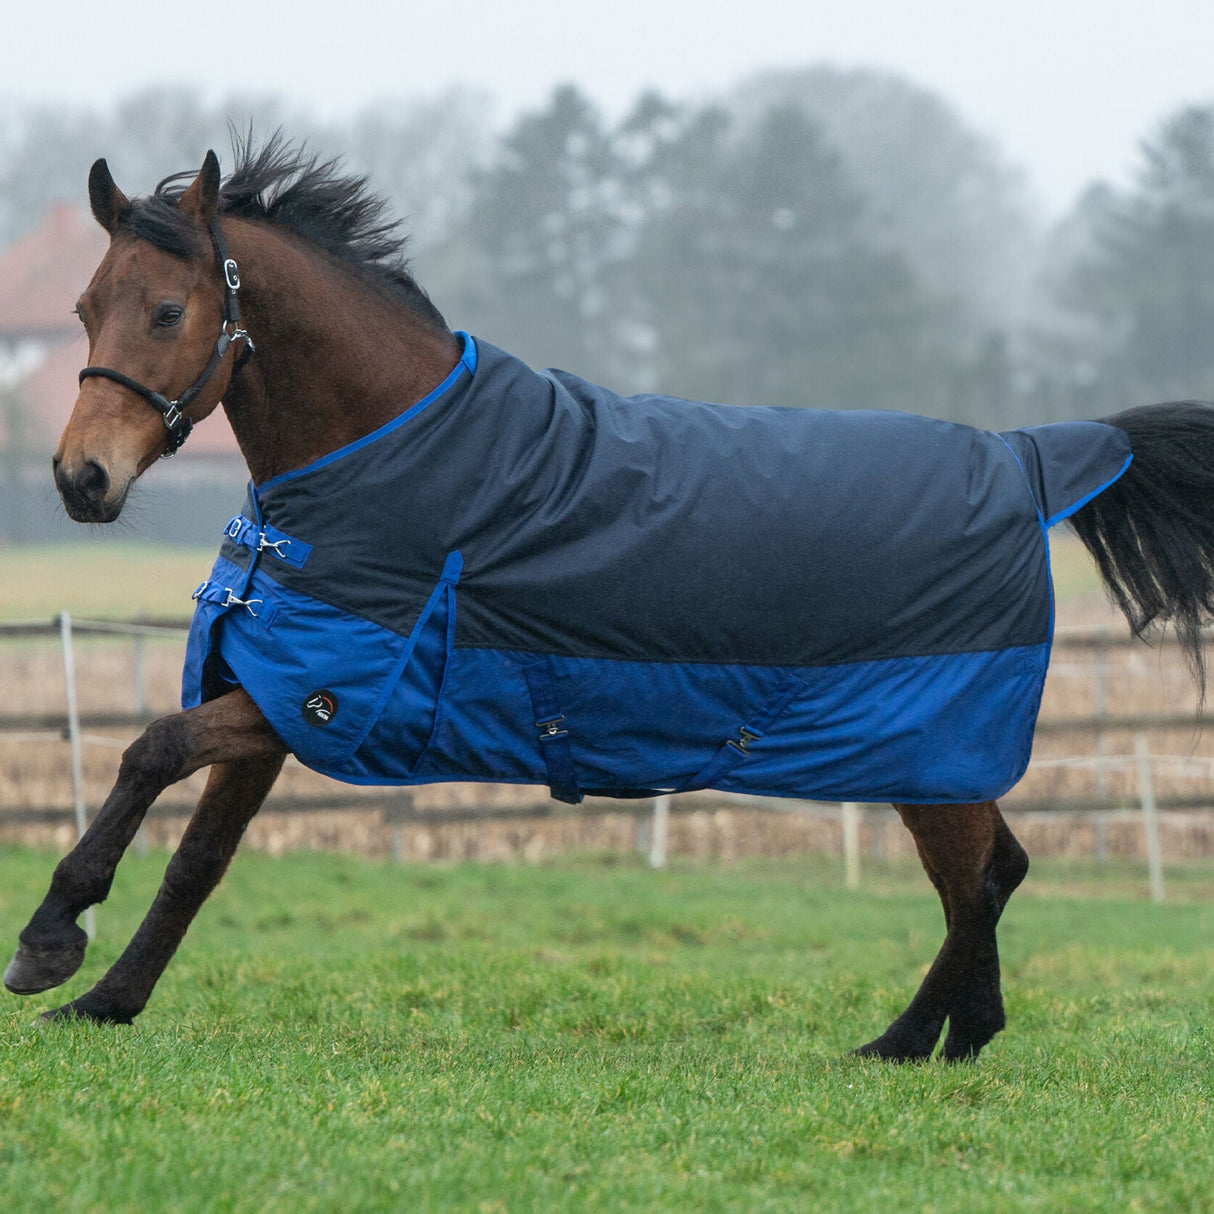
left=1070, top=401, right=1214, bottom=696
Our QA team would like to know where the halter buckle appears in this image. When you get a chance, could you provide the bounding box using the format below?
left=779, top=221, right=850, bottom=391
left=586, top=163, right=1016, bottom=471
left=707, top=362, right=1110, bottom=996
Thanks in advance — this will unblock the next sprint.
left=225, top=321, right=255, bottom=354
left=223, top=258, right=241, bottom=291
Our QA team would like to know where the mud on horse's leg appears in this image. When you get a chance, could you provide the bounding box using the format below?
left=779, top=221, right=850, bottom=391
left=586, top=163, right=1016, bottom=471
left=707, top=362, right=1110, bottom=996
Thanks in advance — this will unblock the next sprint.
left=853, top=801, right=1029, bottom=1062
left=4, top=691, right=284, bottom=1016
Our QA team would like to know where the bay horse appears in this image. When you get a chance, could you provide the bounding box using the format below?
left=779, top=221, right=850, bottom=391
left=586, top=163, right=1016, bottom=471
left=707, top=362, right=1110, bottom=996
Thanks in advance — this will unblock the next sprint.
left=8, top=137, right=1214, bottom=1061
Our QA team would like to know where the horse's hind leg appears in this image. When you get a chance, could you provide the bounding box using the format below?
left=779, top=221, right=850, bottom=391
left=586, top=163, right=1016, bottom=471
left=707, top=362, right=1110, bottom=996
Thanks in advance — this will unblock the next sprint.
left=42, top=752, right=284, bottom=1024
left=4, top=690, right=283, bottom=1003
left=853, top=801, right=1028, bottom=1062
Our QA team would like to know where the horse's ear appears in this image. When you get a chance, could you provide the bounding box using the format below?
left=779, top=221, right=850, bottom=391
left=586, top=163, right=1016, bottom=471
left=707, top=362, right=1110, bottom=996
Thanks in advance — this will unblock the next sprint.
left=178, top=150, right=221, bottom=223
left=88, top=158, right=130, bottom=234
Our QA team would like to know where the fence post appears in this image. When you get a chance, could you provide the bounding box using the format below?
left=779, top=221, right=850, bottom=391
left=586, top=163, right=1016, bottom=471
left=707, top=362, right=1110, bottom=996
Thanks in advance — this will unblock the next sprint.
left=132, top=614, right=149, bottom=856
left=58, top=612, right=95, bottom=941
left=384, top=793, right=414, bottom=864
left=132, top=611, right=148, bottom=716
left=1092, top=638, right=1110, bottom=863
left=1134, top=732, right=1165, bottom=903
left=649, top=794, right=670, bottom=869
left=842, top=802, right=862, bottom=890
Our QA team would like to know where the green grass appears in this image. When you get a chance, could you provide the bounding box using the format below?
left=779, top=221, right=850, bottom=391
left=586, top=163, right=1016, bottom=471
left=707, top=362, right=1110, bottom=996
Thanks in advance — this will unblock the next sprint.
left=2, top=851, right=1213, bottom=1212
left=0, top=543, right=212, bottom=619
left=1046, top=532, right=1103, bottom=602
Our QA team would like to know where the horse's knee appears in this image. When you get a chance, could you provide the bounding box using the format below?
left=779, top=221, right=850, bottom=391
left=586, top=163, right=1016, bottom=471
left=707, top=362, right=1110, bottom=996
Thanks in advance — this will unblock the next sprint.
left=118, top=715, right=193, bottom=789
left=986, top=823, right=1029, bottom=915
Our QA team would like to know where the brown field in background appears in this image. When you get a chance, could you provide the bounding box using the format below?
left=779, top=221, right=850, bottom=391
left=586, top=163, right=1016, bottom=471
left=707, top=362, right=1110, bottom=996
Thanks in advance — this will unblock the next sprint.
left=4, top=535, right=1214, bottom=867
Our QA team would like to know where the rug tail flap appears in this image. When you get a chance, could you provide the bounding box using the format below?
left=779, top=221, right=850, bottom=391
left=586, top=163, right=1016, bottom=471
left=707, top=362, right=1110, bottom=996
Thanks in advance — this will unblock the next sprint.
left=1002, top=421, right=1133, bottom=527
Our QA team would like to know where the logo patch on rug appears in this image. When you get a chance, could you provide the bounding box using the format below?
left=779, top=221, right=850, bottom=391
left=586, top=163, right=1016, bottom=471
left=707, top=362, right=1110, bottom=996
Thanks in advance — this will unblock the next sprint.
left=302, top=690, right=338, bottom=726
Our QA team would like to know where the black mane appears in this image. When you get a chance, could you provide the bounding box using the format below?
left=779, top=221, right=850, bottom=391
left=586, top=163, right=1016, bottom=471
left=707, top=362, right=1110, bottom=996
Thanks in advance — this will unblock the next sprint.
left=121, top=131, right=447, bottom=330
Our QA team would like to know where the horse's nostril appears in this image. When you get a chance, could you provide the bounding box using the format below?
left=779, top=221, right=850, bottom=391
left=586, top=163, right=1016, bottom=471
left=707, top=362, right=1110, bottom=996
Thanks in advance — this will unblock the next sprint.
left=78, top=460, right=110, bottom=502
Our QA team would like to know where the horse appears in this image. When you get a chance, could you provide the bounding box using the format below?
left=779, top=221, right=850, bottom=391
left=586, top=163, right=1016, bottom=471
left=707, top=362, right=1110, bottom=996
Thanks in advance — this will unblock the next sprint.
left=8, top=136, right=1214, bottom=1062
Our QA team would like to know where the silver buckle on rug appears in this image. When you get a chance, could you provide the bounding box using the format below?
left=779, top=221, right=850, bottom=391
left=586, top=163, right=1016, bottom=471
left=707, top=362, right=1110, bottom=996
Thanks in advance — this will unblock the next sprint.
left=726, top=726, right=761, bottom=755
left=536, top=714, right=568, bottom=741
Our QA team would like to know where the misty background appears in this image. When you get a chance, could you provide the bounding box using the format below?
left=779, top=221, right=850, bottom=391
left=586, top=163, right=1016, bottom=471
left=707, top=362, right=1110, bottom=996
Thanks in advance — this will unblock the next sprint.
left=3, top=63, right=1214, bottom=542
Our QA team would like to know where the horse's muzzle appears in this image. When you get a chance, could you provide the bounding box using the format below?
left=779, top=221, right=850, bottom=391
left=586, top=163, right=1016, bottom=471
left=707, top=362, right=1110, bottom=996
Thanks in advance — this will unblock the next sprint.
left=53, top=455, right=127, bottom=522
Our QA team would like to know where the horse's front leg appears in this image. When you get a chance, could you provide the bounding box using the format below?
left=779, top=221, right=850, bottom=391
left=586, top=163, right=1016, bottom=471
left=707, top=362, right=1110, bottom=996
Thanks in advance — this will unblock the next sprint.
left=42, top=751, right=285, bottom=1023
left=4, top=690, right=284, bottom=1004
left=853, top=801, right=1028, bottom=1062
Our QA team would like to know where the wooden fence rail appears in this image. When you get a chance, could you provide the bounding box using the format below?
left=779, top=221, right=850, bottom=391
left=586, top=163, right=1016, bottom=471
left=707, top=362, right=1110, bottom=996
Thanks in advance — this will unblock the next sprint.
left=4, top=613, right=1214, bottom=900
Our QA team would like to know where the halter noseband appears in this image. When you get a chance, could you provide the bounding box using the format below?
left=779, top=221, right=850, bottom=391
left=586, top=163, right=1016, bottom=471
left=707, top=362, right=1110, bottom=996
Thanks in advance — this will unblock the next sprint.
left=78, top=219, right=255, bottom=457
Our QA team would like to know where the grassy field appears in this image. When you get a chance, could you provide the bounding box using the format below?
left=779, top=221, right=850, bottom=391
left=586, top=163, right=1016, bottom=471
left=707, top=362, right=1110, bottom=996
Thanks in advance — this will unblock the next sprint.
left=0, top=542, right=213, bottom=619
left=1, top=850, right=1212, bottom=1213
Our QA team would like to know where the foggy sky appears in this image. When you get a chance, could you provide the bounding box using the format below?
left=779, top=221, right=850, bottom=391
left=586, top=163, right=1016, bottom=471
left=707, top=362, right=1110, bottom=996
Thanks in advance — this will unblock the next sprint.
left=6, top=0, right=1214, bottom=216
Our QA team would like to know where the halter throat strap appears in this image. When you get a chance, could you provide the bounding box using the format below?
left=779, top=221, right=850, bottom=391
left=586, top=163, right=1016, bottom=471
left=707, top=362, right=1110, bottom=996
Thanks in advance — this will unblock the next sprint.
left=78, top=218, right=255, bottom=457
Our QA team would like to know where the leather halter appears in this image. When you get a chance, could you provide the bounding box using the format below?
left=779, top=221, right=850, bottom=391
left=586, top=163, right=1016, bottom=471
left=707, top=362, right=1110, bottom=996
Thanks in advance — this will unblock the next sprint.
left=78, top=219, right=255, bottom=456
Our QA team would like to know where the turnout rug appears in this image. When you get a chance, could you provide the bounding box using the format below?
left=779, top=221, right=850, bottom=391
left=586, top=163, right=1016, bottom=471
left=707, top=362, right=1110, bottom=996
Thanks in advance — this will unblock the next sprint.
left=183, top=334, right=1131, bottom=804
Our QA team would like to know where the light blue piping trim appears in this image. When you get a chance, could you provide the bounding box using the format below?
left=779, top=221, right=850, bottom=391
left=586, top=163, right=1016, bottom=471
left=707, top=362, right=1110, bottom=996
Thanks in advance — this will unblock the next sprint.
left=256, top=332, right=478, bottom=490
left=1043, top=451, right=1134, bottom=528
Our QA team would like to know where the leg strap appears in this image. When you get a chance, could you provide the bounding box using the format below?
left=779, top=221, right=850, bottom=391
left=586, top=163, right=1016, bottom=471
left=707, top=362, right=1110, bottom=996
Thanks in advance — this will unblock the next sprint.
left=522, top=659, right=583, bottom=805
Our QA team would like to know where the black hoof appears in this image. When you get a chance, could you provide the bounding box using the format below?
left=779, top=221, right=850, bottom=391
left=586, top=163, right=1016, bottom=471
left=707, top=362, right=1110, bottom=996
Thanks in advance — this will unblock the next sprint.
left=40, top=995, right=134, bottom=1026
left=851, top=1037, right=935, bottom=1063
left=940, top=1045, right=981, bottom=1063
left=939, top=995, right=1006, bottom=1061
left=941, top=1020, right=1003, bottom=1062
left=851, top=1018, right=942, bottom=1062
left=4, top=926, right=88, bottom=995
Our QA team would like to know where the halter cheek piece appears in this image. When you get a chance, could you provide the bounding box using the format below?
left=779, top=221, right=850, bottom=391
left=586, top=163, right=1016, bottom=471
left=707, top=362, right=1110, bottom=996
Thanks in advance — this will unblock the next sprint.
left=78, top=219, right=255, bottom=457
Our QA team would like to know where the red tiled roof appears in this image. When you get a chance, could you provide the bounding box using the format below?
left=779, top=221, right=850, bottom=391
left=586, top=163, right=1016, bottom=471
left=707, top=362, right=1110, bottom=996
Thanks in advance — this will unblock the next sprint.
left=0, top=205, right=108, bottom=337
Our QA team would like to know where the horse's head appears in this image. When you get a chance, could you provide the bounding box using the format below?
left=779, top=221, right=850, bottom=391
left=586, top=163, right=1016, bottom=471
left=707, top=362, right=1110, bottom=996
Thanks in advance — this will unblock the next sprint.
left=56, top=152, right=246, bottom=522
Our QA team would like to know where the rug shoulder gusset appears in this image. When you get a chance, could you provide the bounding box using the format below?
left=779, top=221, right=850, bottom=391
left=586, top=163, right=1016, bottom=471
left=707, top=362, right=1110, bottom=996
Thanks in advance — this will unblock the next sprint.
left=184, top=552, right=459, bottom=771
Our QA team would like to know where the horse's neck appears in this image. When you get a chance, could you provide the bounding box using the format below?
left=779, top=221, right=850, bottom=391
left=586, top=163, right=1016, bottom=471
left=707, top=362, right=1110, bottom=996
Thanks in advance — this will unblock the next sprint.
left=219, top=222, right=461, bottom=484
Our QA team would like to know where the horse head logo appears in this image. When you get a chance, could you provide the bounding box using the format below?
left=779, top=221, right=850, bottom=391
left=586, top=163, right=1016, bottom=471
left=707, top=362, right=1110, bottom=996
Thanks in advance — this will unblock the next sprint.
left=302, top=690, right=338, bottom=726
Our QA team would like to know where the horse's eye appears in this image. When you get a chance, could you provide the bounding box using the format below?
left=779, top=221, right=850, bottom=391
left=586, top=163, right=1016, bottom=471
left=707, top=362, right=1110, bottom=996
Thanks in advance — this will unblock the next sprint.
left=154, top=304, right=184, bottom=328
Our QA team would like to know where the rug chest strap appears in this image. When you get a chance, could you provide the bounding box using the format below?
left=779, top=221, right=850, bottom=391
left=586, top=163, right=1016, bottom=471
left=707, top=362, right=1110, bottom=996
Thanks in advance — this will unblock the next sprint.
left=521, top=659, right=583, bottom=805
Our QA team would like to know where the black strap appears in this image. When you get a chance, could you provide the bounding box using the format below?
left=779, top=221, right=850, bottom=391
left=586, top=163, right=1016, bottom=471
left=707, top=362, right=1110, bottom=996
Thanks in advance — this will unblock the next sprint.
left=207, top=219, right=254, bottom=375
left=76, top=366, right=195, bottom=452
left=522, top=659, right=583, bottom=805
